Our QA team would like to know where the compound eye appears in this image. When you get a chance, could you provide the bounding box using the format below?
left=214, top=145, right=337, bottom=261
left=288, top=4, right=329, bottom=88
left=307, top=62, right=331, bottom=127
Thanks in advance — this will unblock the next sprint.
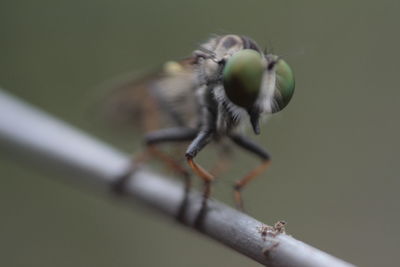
left=222, top=49, right=264, bottom=109
left=273, top=59, right=295, bottom=112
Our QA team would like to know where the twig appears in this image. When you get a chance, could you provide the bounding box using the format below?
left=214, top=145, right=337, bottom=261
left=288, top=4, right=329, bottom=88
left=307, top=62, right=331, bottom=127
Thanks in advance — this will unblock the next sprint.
left=0, top=89, right=355, bottom=267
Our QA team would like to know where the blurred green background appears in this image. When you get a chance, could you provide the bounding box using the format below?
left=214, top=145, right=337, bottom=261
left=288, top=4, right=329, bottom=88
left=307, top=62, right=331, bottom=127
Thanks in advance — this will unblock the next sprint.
left=1, top=1, right=399, bottom=266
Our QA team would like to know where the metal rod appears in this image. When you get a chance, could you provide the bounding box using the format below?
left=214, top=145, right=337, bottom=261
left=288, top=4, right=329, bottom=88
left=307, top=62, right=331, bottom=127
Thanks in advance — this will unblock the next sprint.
left=0, top=89, right=355, bottom=267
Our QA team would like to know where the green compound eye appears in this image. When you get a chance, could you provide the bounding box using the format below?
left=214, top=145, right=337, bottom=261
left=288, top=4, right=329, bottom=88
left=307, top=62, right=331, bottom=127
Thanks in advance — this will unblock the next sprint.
left=222, top=49, right=264, bottom=109
left=273, top=59, right=295, bottom=112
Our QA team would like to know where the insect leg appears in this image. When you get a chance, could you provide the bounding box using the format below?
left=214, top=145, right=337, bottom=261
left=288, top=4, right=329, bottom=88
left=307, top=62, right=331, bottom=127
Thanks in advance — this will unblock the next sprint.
left=145, top=127, right=198, bottom=189
left=112, top=127, right=197, bottom=194
left=145, top=127, right=198, bottom=145
left=111, top=148, right=152, bottom=194
left=230, top=134, right=271, bottom=210
left=185, top=130, right=214, bottom=200
left=209, top=143, right=232, bottom=177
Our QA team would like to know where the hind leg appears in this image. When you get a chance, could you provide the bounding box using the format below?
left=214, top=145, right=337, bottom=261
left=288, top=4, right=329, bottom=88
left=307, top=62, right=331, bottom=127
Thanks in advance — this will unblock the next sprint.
left=112, top=127, right=198, bottom=194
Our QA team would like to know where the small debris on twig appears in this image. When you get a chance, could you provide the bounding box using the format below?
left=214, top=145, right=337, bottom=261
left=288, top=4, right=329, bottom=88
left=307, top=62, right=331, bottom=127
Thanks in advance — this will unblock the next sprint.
left=258, top=221, right=287, bottom=256
left=273, top=220, right=286, bottom=234
left=257, top=224, right=274, bottom=241
left=257, top=220, right=287, bottom=241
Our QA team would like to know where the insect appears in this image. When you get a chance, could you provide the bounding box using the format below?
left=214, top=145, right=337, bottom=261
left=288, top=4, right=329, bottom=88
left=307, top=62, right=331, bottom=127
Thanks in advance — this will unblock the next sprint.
left=107, top=34, right=295, bottom=210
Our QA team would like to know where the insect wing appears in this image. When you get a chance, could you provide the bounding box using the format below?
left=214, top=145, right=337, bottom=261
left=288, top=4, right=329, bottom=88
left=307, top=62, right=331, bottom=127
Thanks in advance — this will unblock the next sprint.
left=104, top=58, right=199, bottom=132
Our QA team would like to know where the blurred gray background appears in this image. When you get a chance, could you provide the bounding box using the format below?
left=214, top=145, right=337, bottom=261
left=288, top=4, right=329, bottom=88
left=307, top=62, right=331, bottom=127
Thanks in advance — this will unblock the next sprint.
left=1, top=1, right=399, bottom=266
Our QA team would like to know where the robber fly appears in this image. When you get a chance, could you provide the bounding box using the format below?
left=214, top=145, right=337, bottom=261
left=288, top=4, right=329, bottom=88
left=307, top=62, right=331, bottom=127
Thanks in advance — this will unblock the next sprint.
left=108, top=34, right=295, bottom=210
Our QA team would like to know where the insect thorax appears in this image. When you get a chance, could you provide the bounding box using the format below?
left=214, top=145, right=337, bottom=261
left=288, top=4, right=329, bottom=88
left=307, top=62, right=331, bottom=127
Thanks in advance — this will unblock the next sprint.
left=194, top=35, right=262, bottom=136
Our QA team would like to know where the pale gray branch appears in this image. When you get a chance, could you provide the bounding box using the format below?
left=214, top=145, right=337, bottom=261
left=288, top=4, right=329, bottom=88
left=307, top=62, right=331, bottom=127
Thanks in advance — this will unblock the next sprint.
left=0, top=89, right=355, bottom=267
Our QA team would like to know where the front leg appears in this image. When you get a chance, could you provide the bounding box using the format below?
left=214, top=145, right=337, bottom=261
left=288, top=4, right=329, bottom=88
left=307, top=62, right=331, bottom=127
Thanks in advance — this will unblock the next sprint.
left=230, top=134, right=271, bottom=210
left=185, top=130, right=215, bottom=200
